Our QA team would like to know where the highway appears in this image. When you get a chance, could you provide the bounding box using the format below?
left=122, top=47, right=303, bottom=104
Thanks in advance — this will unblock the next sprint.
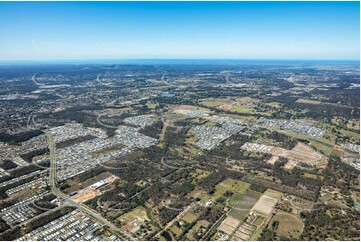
left=45, top=131, right=135, bottom=241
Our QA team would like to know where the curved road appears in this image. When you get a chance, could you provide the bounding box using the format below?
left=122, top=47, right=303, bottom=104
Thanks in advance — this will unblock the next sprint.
left=46, top=131, right=134, bottom=241
left=31, top=73, right=42, bottom=86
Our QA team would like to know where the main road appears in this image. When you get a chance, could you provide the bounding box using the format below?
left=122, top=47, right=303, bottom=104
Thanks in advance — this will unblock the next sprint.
left=46, top=131, right=135, bottom=241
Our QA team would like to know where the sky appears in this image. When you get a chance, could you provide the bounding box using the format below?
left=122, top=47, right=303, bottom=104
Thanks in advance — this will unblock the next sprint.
left=0, top=1, right=359, bottom=61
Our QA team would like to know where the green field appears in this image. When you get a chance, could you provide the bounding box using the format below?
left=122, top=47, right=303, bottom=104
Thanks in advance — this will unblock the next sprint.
left=117, top=206, right=147, bottom=224
left=339, top=129, right=360, bottom=140
left=214, top=179, right=251, bottom=201
left=278, top=127, right=335, bottom=155
left=229, top=106, right=254, bottom=113
left=182, top=211, right=198, bottom=224
left=185, top=220, right=210, bottom=240
left=309, top=139, right=334, bottom=155
left=254, top=216, right=265, bottom=226
left=204, top=121, right=218, bottom=126
left=197, top=179, right=251, bottom=204
left=229, top=190, right=262, bottom=221
left=229, top=106, right=273, bottom=117
left=201, top=98, right=229, bottom=107
left=266, top=102, right=281, bottom=108
left=170, top=224, right=182, bottom=237
left=90, top=144, right=125, bottom=156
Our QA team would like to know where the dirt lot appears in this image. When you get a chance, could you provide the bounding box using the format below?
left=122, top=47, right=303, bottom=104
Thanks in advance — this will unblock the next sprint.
left=244, top=142, right=324, bottom=168
left=267, top=156, right=279, bottom=165
left=291, top=142, right=323, bottom=161
left=264, top=189, right=282, bottom=200
left=271, top=142, right=323, bottom=164
left=218, top=102, right=234, bottom=110
left=217, top=97, right=259, bottom=109
left=295, top=99, right=321, bottom=105
left=72, top=189, right=101, bottom=203
left=201, top=97, right=259, bottom=112
left=232, top=222, right=256, bottom=240
left=70, top=175, right=118, bottom=203
left=284, top=160, right=297, bottom=170
left=172, top=105, right=210, bottom=115
left=218, top=216, right=241, bottom=235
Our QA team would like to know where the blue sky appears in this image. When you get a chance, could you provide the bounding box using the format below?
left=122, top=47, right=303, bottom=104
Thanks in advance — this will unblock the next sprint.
left=0, top=1, right=359, bottom=60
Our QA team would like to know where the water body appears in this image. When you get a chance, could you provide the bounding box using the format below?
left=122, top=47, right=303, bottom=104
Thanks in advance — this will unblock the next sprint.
left=161, top=93, right=175, bottom=97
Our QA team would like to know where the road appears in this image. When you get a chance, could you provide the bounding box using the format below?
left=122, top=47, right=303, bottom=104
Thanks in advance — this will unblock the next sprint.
left=225, top=73, right=233, bottom=85
left=96, top=74, right=103, bottom=84
left=159, top=116, right=169, bottom=141
left=31, top=73, right=42, bottom=86
left=96, top=113, right=119, bottom=129
left=45, top=131, right=135, bottom=241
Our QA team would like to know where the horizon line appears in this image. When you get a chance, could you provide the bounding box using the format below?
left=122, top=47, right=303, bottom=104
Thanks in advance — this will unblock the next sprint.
left=0, top=57, right=360, bottom=63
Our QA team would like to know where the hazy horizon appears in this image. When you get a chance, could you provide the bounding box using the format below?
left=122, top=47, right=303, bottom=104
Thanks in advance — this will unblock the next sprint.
left=0, top=1, right=359, bottom=61
left=0, top=58, right=360, bottom=67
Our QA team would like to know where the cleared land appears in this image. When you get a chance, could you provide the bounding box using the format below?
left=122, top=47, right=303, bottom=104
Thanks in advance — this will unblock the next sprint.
left=185, top=220, right=209, bottom=240
left=200, top=97, right=269, bottom=115
left=270, top=212, right=304, bottom=239
left=295, top=99, right=321, bottom=105
left=200, top=98, right=229, bottom=108
left=271, top=142, right=323, bottom=164
left=171, top=105, right=210, bottom=116
left=242, top=142, right=324, bottom=167
left=251, top=189, right=281, bottom=216
left=70, top=175, right=118, bottom=203
left=182, top=211, right=198, bottom=224
left=214, top=179, right=251, bottom=205
left=267, top=156, right=279, bottom=165
left=72, top=189, right=101, bottom=203
left=65, top=172, right=113, bottom=193
left=117, top=206, right=148, bottom=234
left=229, top=190, right=262, bottom=220
left=232, top=222, right=256, bottom=241
left=218, top=216, right=240, bottom=235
